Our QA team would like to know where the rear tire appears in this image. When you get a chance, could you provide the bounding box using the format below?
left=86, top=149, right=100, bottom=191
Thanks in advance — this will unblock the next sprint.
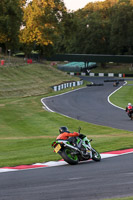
left=92, top=148, right=101, bottom=162
left=130, top=113, right=133, bottom=120
left=61, top=148, right=79, bottom=165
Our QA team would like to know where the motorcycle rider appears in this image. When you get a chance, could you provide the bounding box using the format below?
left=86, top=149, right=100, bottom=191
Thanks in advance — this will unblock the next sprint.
left=125, top=103, right=133, bottom=118
left=56, top=126, right=86, bottom=149
left=56, top=126, right=79, bottom=145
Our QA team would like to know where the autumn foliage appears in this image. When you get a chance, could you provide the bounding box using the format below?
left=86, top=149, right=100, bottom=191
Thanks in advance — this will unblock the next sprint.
left=20, top=0, right=66, bottom=46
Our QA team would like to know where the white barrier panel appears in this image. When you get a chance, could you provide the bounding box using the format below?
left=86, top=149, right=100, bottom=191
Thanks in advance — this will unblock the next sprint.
left=53, top=86, right=58, bottom=91
left=119, top=74, right=122, bottom=77
left=89, top=73, right=95, bottom=76
left=108, top=73, right=114, bottom=77
left=61, top=84, right=64, bottom=89
left=70, top=72, right=74, bottom=75
left=77, top=81, right=81, bottom=86
left=69, top=82, right=72, bottom=87
left=99, top=73, right=104, bottom=77
left=81, top=72, right=86, bottom=76
left=73, top=82, right=76, bottom=86
left=80, top=80, right=83, bottom=85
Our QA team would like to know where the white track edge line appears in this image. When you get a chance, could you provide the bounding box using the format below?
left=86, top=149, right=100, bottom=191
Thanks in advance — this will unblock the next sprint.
left=41, top=87, right=86, bottom=113
left=107, top=81, right=127, bottom=110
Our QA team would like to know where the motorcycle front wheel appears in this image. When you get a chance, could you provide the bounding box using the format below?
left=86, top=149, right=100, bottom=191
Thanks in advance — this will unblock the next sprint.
left=61, top=148, right=79, bottom=165
left=92, top=148, right=101, bottom=161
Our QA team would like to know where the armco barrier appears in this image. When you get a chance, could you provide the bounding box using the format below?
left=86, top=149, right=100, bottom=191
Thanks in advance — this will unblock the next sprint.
left=52, top=80, right=83, bottom=91
left=68, top=72, right=129, bottom=77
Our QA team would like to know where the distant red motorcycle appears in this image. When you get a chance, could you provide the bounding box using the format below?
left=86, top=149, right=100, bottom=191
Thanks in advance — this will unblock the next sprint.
left=127, top=109, right=133, bottom=120
left=126, top=104, right=133, bottom=120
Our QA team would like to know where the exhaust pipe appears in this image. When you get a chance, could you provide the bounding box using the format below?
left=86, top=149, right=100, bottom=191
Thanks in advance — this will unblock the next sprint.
left=64, top=143, right=80, bottom=152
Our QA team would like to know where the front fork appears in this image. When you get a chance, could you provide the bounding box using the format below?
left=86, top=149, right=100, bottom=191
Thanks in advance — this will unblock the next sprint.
left=82, top=137, right=93, bottom=158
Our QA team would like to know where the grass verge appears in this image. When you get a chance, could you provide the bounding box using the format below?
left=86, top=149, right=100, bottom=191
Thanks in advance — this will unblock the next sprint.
left=104, top=197, right=133, bottom=200
left=109, top=81, right=133, bottom=108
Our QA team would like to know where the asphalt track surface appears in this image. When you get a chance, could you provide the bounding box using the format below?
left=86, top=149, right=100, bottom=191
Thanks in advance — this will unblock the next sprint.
left=1, top=154, right=133, bottom=200
left=1, top=77, right=133, bottom=200
left=42, top=76, right=133, bottom=131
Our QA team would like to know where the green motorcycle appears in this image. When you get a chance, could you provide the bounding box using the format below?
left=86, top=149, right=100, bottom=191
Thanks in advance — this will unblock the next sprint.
left=51, top=134, right=101, bottom=165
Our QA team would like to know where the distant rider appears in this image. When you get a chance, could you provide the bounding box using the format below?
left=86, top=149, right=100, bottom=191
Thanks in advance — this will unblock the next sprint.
left=125, top=103, right=133, bottom=118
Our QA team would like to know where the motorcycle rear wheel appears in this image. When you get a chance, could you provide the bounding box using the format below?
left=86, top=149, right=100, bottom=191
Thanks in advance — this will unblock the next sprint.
left=61, top=148, right=79, bottom=165
left=92, top=148, right=101, bottom=161
left=130, top=113, right=133, bottom=120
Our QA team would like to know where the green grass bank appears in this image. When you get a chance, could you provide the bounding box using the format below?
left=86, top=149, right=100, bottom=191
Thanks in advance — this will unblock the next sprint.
left=105, top=196, right=133, bottom=200
left=109, top=80, right=133, bottom=108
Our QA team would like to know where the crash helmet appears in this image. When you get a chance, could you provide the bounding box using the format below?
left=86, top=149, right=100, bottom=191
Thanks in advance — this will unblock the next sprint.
left=128, top=103, right=132, bottom=106
left=59, top=126, right=69, bottom=134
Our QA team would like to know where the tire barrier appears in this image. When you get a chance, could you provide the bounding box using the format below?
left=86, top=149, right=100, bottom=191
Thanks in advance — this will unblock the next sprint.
left=52, top=79, right=83, bottom=92
left=86, top=83, right=104, bottom=87
left=104, top=79, right=125, bottom=82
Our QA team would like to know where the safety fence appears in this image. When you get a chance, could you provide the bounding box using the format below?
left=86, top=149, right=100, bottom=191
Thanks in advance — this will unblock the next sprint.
left=68, top=72, right=127, bottom=77
left=51, top=80, right=83, bottom=92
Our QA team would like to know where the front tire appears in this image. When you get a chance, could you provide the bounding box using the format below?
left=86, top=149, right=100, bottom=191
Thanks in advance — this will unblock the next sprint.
left=92, top=148, right=101, bottom=161
left=61, top=148, right=79, bottom=165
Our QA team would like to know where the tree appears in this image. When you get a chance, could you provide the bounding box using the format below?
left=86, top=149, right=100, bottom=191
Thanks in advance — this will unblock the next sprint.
left=19, top=0, right=66, bottom=56
left=0, top=0, right=23, bottom=53
left=55, top=12, right=79, bottom=53
left=110, top=0, right=133, bottom=54
left=55, top=0, right=133, bottom=55
left=72, top=11, right=111, bottom=54
left=55, top=2, right=112, bottom=54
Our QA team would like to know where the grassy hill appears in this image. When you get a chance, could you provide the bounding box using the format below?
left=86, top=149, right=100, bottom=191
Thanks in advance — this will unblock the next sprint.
left=0, top=63, right=79, bottom=98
